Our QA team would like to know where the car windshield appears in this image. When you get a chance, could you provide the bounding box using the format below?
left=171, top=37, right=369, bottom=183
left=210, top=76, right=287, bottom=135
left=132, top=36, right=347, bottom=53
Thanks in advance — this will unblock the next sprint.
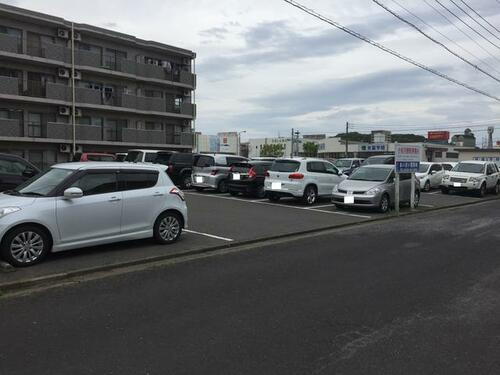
left=124, top=151, right=142, bottom=162
left=270, top=160, right=300, bottom=172
left=349, top=167, right=391, bottom=181
left=452, top=163, right=484, bottom=174
left=12, top=168, right=74, bottom=197
left=334, top=160, right=352, bottom=168
left=418, top=164, right=430, bottom=173
left=364, top=157, right=388, bottom=165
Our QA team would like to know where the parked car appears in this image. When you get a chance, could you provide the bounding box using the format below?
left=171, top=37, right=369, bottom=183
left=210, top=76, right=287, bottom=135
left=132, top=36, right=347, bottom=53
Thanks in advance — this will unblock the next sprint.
left=264, top=158, right=345, bottom=205
left=228, top=160, right=273, bottom=198
left=0, top=153, right=40, bottom=192
left=250, top=157, right=277, bottom=162
left=191, top=154, right=248, bottom=193
left=73, top=153, right=116, bottom=162
left=333, top=158, right=364, bottom=176
left=362, top=155, right=395, bottom=165
left=415, top=162, right=444, bottom=192
left=0, top=162, right=187, bottom=267
left=115, top=153, right=128, bottom=162
left=440, top=161, right=500, bottom=196
left=332, top=165, right=420, bottom=213
left=154, top=151, right=178, bottom=165
left=441, top=162, right=457, bottom=171
left=124, top=149, right=163, bottom=163
left=165, top=153, right=195, bottom=189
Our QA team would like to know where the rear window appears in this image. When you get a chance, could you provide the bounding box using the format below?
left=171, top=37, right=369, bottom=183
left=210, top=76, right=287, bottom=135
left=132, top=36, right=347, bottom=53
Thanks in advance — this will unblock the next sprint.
left=171, top=153, right=193, bottom=163
left=442, top=164, right=453, bottom=171
left=364, top=156, right=393, bottom=165
left=270, top=160, right=300, bottom=172
left=125, top=151, right=143, bottom=162
left=119, top=171, right=159, bottom=190
left=155, top=152, right=175, bottom=164
left=194, top=155, right=215, bottom=167
left=231, top=162, right=251, bottom=173
left=144, top=152, right=158, bottom=163
left=226, top=157, right=248, bottom=166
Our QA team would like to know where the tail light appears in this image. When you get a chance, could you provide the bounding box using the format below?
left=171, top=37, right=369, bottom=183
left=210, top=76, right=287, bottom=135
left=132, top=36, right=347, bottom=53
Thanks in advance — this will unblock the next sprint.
left=265, top=171, right=270, bottom=177
left=248, top=167, right=257, bottom=179
left=289, top=173, right=304, bottom=180
left=170, top=187, right=185, bottom=201
left=211, top=169, right=219, bottom=176
left=167, top=164, right=174, bottom=173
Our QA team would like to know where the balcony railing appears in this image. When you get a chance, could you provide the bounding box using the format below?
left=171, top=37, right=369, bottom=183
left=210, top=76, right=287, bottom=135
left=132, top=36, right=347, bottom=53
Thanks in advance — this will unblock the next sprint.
left=0, top=118, right=23, bottom=137
left=0, top=76, right=21, bottom=95
left=46, top=122, right=102, bottom=141
left=0, top=33, right=22, bottom=54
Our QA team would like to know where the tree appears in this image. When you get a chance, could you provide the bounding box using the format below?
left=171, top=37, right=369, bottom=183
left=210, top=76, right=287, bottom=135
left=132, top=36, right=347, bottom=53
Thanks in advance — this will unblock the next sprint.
left=302, top=142, right=319, bottom=157
left=260, top=143, right=285, bottom=157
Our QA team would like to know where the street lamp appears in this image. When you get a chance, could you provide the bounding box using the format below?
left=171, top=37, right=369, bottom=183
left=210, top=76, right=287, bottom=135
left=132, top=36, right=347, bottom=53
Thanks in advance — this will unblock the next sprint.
left=238, top=130, right=246, bottom=156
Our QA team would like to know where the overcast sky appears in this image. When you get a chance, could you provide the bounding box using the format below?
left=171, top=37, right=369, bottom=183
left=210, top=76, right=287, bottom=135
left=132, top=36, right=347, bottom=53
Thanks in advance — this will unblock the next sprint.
left=5, top=0, right=500, bottom=143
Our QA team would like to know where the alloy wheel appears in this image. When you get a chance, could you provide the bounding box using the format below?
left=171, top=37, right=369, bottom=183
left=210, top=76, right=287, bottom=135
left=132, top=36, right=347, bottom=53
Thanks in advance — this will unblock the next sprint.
left=159, top=216, right=181, bottom=242
left=10, top=231, right=44, bottom=264
left=306, top=187, right=316, bottom=205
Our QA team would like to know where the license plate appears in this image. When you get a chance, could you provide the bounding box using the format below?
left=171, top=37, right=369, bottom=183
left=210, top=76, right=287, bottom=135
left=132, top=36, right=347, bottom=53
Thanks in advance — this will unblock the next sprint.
left=344, top=195, right=355, bottom=204
left=272, top=182, right=282, bottom=190
left=233, top=173, right=240, bottom=180
left=453, top=182, right=461, bottom=187
left=195, top=176, right=203, bottom=183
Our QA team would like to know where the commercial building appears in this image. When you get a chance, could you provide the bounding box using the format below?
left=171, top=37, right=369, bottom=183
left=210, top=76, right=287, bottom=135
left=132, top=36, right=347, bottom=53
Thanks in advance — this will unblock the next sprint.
left=458, top=148, right=500, bottom=163
left=0, top=3, right=196, bottom=169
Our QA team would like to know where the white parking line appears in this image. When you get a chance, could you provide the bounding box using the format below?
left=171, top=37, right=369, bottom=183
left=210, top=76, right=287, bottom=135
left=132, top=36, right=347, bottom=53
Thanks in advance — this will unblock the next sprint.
left=428, top=191, right=441, bottom=195
left=419, top=204, right=435, bottom=208
left=185, top=192, right=246, bottom=202
left=183, top=229, right=234, bottom=242
left=307, top=204, right=337, bottom=209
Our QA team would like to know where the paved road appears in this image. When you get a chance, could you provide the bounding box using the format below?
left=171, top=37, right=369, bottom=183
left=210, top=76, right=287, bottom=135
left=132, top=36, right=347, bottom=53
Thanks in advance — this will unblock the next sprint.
left=1, top=201, right=500, bottom=375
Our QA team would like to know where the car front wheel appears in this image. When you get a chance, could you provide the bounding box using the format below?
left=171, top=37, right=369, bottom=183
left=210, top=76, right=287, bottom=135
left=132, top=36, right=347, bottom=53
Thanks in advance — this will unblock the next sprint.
left=1, top=226, right=50, bottom=267
left=181, top=174, right=192, bottom=189
left=379, top=194, right=390, bottom=213
left=478, top=183, right=487, bottom=197
left=154, top=212, right=183, bottom=244
left=424, top=180, right=431, bottom=192
left=494, top=183, right=500, bottom=195
left=217, top=180, right=228, bottom=194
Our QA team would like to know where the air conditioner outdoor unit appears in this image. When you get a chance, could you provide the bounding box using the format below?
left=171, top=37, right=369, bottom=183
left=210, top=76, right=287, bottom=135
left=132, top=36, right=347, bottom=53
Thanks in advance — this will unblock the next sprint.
left=74, top=108, right=83, bottom=117
left=58, top=29, right=70, bottom=39
left=73, top=31, right=82, bottom=41
left=58, top=68, right=70, bottom=78
left=183, top=89, right=191, bottom=96
left=73, top=70, right=82, bottom=80
left=75, top=145, right=83, bottom=154
left=182, top=57, right=190, bottom=65
left=59, top=144, right=71, bottom=153
left=59, top=106, right=71, bottom=116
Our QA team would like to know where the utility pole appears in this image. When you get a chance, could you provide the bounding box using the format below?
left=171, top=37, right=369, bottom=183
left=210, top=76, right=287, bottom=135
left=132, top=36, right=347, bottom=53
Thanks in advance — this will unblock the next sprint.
left=71, top=22, right=76, bottom=158
left=294, top=130, right=300, bottom=156
left=345, top=121, right=349, bottom=157
left=291, top=128, right=294, bottom=157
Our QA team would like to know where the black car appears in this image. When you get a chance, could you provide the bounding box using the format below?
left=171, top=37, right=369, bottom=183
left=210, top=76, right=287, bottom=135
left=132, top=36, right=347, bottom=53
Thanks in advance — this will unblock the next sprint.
left=227, top=160, right=273, bottom=198
left=164, top=153, right=194, bottom=189
left=362, top=155, right=395, bottom=165
left=0, top=153, right=40, bottom=192
left=154, top=151, right=178, bottom=165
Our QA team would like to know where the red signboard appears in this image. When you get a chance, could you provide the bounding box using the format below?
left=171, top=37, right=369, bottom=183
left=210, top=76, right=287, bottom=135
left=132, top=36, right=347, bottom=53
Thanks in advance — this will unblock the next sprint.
left=427, top=131, right=450, bottom=141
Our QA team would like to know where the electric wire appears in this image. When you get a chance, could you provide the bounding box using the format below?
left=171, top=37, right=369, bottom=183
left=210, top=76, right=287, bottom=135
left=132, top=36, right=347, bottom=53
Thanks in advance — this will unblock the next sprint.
left=389, top=0, right=500, bottom=76
left=434, top=0, right=500, bottom=51
left=282, top=0, right=500, bottom=102
left=448, top=0, right=500, bottom=43
left=373, top=0, right=500, bottom=84
left=459, top=0, right=500, bottom=35
left=421, top=0, right=500, bottom=65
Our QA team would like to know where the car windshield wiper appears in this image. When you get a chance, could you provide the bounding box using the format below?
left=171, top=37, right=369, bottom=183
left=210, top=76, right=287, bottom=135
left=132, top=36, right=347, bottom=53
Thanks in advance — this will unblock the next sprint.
left=20, top=192, right=46, bottom=197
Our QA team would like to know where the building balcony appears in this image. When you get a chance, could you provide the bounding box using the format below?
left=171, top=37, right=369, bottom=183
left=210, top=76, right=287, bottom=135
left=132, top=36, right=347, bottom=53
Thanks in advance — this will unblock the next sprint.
left=45, top=122, right=102, bottom=141
left=0, top=33, right=22, bottom=54
left=0, top=76, right=21, bottom=96
left=0, top=118, right=23, bottom=137
left=122, top=128, right=166, bottom=144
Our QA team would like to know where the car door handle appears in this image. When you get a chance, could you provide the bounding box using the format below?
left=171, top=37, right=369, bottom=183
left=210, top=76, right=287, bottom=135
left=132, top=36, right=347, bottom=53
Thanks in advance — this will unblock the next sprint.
left=109, top=196, right=121, bottom=202
left=153, top=192, right=164, bottom=197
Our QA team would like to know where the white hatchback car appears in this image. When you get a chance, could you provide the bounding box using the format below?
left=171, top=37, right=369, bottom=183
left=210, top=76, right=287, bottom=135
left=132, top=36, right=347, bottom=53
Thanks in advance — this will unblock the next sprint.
left=0, top=162, right=187, bottom=267
left=415, top=162, right=444, bottom=192
left=264, top=158, right=346, bottom=205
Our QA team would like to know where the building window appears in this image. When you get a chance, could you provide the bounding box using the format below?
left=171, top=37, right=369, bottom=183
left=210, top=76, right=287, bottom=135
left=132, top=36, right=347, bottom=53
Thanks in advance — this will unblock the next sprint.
left=0, top=25, right=22, bottom=38
left=144, top=89, right=163, bottom=98
left=104, top=48, right=127, bottom=70
left=446, top=152, right=459, bottom=159
left=28, top=113, right=42, bottom=137
left=435, top=151, right=442, bottom=158
left=105, top=119, right=118, bottom=141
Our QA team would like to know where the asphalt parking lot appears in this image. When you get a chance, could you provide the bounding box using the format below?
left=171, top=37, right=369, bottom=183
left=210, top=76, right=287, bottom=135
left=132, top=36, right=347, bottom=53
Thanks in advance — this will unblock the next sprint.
left=0, top=188, right=497, bottom=292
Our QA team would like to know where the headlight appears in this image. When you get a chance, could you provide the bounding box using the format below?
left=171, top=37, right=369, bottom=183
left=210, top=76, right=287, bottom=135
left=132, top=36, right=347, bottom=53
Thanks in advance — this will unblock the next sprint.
left=443, top=175, right=450, bottom=180
left=332, top=185, right=339, bottom=193
left=366, top=187, right=382, bottom=195
left=470, top=177, right=482, bottom=183
left=0, top=207, right=21, bottom=218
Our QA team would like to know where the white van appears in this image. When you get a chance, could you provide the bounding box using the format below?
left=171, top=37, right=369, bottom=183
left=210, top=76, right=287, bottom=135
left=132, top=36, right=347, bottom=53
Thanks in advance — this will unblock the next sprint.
left=124, top=149, right=163, bottom=163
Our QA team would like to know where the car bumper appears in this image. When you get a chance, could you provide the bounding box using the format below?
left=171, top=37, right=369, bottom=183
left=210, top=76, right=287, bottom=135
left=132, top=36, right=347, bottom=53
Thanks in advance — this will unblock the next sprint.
left=441, top=181, right=479, bottom=191
left=264, top=180, right=304, bottom=198
left=228, top=181, right=260, bottom=193
left=191, top=174, right=221, bottom=189
left=331, top=192, right=380, bottom=208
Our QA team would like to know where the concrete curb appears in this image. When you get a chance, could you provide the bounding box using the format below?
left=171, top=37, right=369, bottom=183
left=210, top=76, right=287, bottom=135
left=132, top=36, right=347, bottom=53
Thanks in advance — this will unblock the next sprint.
left=1, top=195, right=498, bottom=295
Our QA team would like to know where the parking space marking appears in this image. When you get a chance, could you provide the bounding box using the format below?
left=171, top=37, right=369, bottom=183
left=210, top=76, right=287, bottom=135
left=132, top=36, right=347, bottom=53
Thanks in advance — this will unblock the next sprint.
left=307, top=204, right=337, bottom=209
left=253, top=200, right=372, bottom=219
left=428, top=191, right=441, bottom=195
left=183, top=229, right=234, bottom=242
left=419, top=204, right=435, bottom=208
left=185, top=192, right=246, bottom=202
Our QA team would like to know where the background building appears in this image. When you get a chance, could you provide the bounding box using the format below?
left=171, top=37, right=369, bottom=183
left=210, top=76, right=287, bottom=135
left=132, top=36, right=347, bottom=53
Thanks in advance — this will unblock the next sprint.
left=0, top=3, right=196, bottom=169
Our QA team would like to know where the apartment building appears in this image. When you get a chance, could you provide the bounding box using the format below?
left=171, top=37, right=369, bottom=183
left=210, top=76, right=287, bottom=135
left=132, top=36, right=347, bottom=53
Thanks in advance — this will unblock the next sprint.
left=0, top=3, right=196, bottom=169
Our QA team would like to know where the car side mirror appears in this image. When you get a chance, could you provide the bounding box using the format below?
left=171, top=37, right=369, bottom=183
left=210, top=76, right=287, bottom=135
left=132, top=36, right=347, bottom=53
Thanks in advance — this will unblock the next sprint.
left=430, top=170, right=436, bottom=175
left=63, top=187, right=83, bottom=199
left=23, top=167, right=37, bottom=178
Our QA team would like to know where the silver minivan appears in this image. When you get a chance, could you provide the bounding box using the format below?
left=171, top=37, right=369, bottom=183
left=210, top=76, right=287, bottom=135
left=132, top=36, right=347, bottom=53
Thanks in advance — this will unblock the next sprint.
left=332, top=165, right=420, bottom=213
left=191, top=154, right=248, bottom=193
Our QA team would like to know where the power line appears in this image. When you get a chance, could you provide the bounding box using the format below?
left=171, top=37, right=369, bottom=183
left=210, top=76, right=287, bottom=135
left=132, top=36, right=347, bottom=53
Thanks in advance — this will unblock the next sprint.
left=281, top=0, right=500, bottom=102
left=448, top=0, right=500, bottom=43
left=389, top=0, right=500, bottom=76
left=373, top=0, right=500, bottom=84
left=459, top=0, right=500, bottom=35
left=351, top=118, right=500, bottom=128
left=434, top=0, right=500, bottom=51
left=420, top=0, right=500, bottom=65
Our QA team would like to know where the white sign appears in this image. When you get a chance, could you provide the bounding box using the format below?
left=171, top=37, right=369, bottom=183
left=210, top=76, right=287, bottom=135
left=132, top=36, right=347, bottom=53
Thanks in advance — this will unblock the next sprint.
left=395, top=144, right=421, bottom=173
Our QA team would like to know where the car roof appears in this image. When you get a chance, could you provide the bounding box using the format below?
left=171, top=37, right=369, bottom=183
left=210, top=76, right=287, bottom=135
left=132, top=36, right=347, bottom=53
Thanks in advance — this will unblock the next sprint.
left=361, top=164, right=394, bottom=169
left=459, top=160, right=490, bottom=165
left=52, top=162, right=166, bottom=171
left=337, top=158, right=364, bottom=161
left=366, top=154, right=393, bottom=158
left=127, top=149, right=162, bottom=153
left=275, top=157, right=330, bottom=162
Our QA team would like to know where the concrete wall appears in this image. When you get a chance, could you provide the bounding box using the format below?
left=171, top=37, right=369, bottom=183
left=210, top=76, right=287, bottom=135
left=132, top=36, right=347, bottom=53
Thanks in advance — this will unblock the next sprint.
left=0, top=118, right=23, bottom=137
left=0, top=76, right=20, bottom=95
